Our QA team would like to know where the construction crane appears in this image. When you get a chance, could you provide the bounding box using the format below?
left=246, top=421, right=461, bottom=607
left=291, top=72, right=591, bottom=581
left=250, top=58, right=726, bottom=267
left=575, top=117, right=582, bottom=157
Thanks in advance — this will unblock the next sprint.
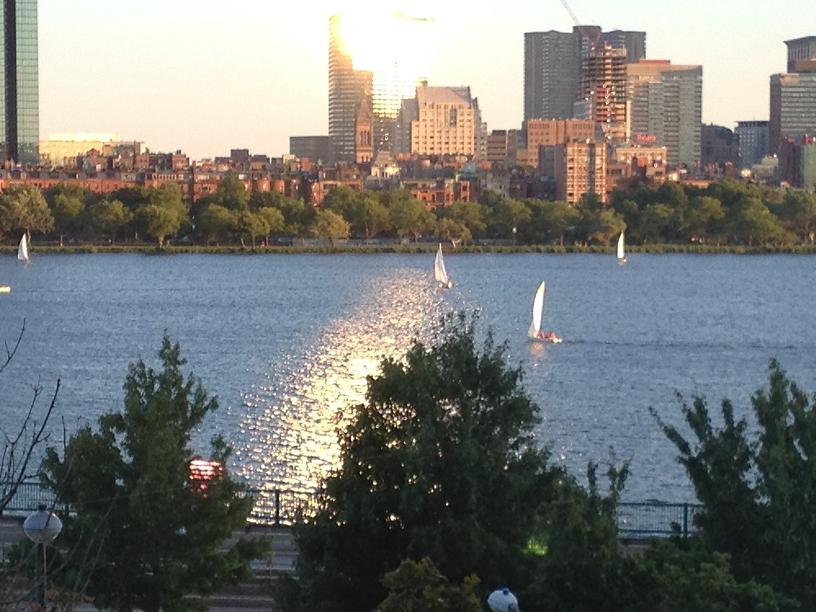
left=558, top=0, right=601, bottom=49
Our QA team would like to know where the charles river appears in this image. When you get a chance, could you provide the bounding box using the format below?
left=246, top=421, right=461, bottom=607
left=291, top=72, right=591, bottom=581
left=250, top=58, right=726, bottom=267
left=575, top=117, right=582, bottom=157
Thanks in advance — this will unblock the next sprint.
left=1, top=252, right=815, bottom=503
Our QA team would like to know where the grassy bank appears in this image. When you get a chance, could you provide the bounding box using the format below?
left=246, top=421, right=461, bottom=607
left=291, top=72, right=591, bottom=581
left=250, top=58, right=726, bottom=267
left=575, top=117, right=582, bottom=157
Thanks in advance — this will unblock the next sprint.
left=3, top=243, right=816, bottom=255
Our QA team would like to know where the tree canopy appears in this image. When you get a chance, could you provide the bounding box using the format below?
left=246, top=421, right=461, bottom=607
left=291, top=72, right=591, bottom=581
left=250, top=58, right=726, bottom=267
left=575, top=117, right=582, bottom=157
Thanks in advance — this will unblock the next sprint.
left=655, top=360, right=816, bottom=608
left=41, top=337, right=265, bottom=612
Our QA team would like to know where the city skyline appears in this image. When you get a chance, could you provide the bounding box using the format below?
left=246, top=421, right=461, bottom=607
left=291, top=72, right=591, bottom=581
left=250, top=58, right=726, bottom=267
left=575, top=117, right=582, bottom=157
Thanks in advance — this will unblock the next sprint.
left=40, top=0, right=813, bottom=159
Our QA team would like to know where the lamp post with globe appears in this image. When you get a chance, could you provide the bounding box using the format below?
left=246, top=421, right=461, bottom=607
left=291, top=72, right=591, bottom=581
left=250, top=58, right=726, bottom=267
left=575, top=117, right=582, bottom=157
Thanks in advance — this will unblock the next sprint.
left=23, top=505, right=63, bottom=609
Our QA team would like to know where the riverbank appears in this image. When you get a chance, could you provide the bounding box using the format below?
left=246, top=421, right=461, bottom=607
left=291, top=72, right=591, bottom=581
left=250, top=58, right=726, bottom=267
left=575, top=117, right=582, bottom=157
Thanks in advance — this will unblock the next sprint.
left=2, top=242, right=816, bottom=255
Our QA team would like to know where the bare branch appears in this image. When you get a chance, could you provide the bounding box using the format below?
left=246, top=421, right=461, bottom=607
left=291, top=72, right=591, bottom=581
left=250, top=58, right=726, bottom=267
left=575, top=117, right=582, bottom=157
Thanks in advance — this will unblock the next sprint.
left=0, top=318, right=25, bottom=376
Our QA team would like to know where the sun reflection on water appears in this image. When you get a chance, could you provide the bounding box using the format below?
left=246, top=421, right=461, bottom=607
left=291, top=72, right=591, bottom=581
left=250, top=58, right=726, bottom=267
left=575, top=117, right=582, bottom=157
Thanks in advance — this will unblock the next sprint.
left=236, top=269, right=445, bottom=494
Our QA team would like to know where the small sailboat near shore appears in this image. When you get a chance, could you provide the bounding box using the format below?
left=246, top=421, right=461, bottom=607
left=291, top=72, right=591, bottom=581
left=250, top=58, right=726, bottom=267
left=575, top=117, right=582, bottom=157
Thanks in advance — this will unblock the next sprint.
left=17, top=233, right=30, bottom=266
left=617, top=231, right=628, bottom=265
left=434, top=244, right=452, bottom=288
left=528, top=281, right=562, bottom=344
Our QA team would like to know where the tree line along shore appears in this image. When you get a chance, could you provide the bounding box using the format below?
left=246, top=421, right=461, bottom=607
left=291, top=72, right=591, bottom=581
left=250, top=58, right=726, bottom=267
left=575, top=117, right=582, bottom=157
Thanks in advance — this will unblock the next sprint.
left=0, top=174, right=814, bottom=250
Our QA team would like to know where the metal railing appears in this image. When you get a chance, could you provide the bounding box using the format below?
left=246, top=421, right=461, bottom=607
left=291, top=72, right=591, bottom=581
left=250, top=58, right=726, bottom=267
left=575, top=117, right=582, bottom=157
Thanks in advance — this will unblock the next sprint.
left=617, top=501, right=703, bottom=539
left=2, top=481, right=702, bottom=537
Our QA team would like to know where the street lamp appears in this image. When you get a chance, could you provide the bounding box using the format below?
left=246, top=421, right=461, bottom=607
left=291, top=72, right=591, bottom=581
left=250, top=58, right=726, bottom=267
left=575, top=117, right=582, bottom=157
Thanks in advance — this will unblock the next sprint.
left=24, top=505, right=63, bottom=609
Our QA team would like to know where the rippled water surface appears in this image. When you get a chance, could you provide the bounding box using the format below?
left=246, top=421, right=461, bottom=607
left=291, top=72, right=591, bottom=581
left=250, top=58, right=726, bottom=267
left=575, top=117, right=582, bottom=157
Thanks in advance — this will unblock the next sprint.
left=1, top=253, right=815, bottom=502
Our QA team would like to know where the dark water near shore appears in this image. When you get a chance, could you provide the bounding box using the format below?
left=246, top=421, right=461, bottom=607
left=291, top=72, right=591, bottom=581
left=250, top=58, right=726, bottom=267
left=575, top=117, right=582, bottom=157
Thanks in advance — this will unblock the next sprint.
left=1, top=253, right=814, bottom=501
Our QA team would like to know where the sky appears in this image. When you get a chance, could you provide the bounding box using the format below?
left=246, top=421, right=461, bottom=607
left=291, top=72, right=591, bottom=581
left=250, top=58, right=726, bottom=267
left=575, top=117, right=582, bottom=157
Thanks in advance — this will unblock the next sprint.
left=40, top=0, right=815, bottom=160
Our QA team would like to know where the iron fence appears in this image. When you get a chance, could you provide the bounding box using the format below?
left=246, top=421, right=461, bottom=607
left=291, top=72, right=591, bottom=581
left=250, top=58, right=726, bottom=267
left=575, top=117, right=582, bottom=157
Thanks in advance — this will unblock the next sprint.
left=617, top=501, right=703, bottom=538
left=2, top=481, right=702, bottom=537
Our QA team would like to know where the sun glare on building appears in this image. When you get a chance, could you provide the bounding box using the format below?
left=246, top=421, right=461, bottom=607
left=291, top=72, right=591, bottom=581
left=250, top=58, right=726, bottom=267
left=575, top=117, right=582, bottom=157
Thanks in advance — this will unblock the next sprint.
left=331, top=10, right=434, bottom=157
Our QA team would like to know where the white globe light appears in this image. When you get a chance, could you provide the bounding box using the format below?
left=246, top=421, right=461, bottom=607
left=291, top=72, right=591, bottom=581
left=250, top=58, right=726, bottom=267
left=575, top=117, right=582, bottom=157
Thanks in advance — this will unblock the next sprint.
left=24, top=505, right=63, bottom=545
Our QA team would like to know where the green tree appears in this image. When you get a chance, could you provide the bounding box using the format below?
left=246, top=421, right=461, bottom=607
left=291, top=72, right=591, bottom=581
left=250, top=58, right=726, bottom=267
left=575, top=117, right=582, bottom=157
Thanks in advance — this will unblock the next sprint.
left=639, top=204, right=676, bottom=243
left=216, top=172, right=250, bottom=211
left=525, top=200, right=580, bottom=245
left=434, top=218, right=471, bottom=244
left=0, top=185, right=55, bottom=238
left=285, top=316, right=562, bottom=611
left=377, top=558, right=482, bottom=612
left=387, top=191, right=435, bottom=241
left=311, top=209, right=350, bottom=246
left=41, top=338, right=265, bottom=612
left=346, top=192, right=390, bottom=239
left=779, top=191, right=816, bottom=243
left=439, top=201, right=487, bottom=240
left=489, top=198, right=532, bottom=239
left=682, top=196, right=725, bottom=243
left=196, top=204, right=236, bottom=245
left=139, top=204, right=183, bottom=246
left=46, top=184, right=90, bottom=246
left=252, top=193, right=313, bottom=237
left=654, top=360, right=816, bottom=607
left=729, top=198, right=786, bottom=245
left=87, top=199, right=133, bottom=244
left=50, top=193, right=85, bottom=246
left=235, top=210, right=269, bottom=248
left=258, top=206, right=285, bottom=243
left=575, top=206, right=624, bottom=245
left=321, top=185, right=359, bottom=218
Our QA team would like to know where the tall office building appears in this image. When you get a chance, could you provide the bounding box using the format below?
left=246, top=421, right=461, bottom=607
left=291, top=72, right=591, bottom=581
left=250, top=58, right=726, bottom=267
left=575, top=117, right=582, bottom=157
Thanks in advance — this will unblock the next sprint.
left=328, top=14, right=372, bottom=163
left=328, top=12, right=431, bottom=161
left=627, top=60, right=703, bottom=166
left=735, top=121, right=769, bottom=167
left=770, top=73, right=816, bottom=154
left=1, top=0, right=38, bottom=164
left=524, top=26, right=645, bottom=122
left=769, top=37, right=816, bottom=155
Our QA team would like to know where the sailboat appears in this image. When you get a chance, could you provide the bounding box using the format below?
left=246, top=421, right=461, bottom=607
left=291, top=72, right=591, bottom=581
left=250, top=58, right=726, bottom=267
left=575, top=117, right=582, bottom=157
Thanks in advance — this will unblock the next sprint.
left=434, top=244, right=452, bottom=288
left=528, top=281, right=562, bottom=344
left=17, top=233, right=30, bottom=265
left=617, top=231, right=628, bottom=265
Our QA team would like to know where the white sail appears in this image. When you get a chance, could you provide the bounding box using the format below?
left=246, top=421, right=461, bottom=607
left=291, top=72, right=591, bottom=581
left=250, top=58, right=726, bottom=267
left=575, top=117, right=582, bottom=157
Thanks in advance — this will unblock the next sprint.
left=434, top=244, right=451, bottom=288
left=17, top=234, right=29, bottom=264
left=528, top=282, right=545, bottom=338
left=617, top=231, right=626, bottom=261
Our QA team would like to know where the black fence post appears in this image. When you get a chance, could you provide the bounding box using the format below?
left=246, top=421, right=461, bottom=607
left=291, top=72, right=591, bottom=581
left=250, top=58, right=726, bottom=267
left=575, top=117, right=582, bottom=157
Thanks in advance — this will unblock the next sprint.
left=683, top=503, right=689, bottom=538
left=274, top=490, right=281, bottom=526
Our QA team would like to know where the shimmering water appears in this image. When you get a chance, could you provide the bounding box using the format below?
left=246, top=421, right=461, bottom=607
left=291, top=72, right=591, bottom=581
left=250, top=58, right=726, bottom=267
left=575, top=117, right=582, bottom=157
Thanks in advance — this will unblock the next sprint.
left=1, top=253, right=815, bottom=502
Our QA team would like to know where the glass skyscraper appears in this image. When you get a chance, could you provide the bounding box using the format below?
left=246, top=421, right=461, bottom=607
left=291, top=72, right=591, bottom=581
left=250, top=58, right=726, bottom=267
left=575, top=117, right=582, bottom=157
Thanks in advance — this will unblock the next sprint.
left=0, top=0, right=39, bottom=165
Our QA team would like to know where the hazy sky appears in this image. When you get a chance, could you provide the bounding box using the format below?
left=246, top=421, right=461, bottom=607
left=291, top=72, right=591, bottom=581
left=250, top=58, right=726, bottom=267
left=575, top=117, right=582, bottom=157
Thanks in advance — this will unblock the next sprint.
left=40, top=0, right=814, bottom=159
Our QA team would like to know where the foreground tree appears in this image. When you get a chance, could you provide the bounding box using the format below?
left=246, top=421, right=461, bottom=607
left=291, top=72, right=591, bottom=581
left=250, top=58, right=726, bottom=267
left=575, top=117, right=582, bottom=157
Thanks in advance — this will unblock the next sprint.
left=41, top=338, right=265, bottom=612
left=655, top=360, right=816, bottom=607
left=377, top=558, right=482, bottom=612
left=283, top=316, right=563, bottom=611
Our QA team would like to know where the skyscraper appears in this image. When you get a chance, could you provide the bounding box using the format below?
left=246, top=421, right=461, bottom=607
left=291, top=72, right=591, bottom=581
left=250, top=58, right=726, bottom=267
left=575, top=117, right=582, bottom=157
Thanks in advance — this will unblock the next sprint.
left=328, top=14, right=372, bottom=163
left=627, top=60, right=703, bottom=166
left=524, top=26, right=645, bottom=122
left=578, top=44, right=628, bottom=143
left=328, top=12, right=431, bottom=161
left=1, top=0, right=38, bottom=164
left=769, top=37, right=816, bottom=155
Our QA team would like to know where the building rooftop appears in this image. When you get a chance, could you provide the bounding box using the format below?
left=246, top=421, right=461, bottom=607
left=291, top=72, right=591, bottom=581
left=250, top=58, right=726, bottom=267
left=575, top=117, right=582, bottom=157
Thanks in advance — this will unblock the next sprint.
left=785, top=36, right=816, bottom=46
left=416, top=85, right=473, bottom=106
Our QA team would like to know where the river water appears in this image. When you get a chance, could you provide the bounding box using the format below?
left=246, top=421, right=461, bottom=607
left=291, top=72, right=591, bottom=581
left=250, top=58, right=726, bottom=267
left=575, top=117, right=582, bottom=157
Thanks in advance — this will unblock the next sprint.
left=1, top=253, right=814, bottom=502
